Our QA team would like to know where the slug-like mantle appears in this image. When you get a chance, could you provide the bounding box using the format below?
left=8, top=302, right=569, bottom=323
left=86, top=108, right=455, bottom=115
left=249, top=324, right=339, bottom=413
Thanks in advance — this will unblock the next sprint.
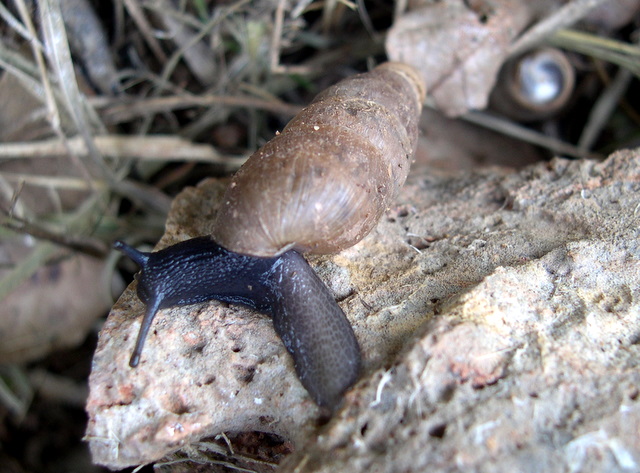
left=114, top=236, right=360, bottom=410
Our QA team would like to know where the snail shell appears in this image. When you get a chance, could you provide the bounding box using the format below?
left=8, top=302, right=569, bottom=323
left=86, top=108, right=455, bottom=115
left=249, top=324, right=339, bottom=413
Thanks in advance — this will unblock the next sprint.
left=213, top=62, right=425, bottom=256
left=490, top=48, right=575, bottom=121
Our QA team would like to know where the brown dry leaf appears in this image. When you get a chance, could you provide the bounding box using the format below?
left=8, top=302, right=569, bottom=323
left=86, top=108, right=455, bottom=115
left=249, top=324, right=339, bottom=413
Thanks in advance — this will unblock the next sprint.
left=0, top=241, right=119, bottom=364
left=386, top=0, right=535, bottom=116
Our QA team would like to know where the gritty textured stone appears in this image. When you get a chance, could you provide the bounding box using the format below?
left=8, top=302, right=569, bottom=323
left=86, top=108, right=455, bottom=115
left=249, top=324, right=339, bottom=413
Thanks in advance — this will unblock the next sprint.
left=86, top=149, right=640, bottom=471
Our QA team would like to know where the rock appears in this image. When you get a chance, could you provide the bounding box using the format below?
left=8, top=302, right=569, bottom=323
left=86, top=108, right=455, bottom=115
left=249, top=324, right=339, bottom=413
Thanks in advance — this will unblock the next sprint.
left=86, top=149, right=640, bottom=471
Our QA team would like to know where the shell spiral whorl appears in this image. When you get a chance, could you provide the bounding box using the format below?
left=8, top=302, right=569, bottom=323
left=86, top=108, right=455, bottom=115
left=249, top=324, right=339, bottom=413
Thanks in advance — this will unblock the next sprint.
left=213, top=62, right=425, bottom=257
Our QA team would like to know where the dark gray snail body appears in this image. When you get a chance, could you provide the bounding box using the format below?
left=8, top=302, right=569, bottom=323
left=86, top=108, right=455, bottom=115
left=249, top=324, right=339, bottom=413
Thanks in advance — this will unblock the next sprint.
left=117, top=62, right=425, bottom=411
left=115, top=237, right=360, bottom=409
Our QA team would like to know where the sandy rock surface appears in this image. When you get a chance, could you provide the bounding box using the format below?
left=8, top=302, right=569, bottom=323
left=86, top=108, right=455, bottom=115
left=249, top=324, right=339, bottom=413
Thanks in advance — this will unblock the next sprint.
left=86, top=149, right=640, bottom=471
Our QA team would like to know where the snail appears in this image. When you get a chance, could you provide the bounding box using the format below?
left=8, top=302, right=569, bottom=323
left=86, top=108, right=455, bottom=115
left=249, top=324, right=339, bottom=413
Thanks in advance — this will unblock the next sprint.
left=490, top=48, right=575, bottom=121
left=115, top=62, right=425, bottom=410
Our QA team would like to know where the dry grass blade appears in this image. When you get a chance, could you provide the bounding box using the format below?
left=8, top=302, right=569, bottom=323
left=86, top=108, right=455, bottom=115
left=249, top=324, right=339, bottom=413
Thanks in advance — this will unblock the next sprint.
left=0, top=42, right=47, bottom=103
left=59, top=0, right=119, bottom=95
left=0, top=239, right=58, bottom=304
left=550, top=29, right=640, bottom=78
left=578, top=68, right=634, bottom=152
left=0, top=184, right=112, bottom=301
left=0, top=3, right=40, bottom=47
left=270, top=0, right=311, bottom=74
left=0, top=176, right=29, bottom=220
left=1, top=213, right=107, bottom=256
left=160, top=0, right=253, bottom=86
left=95, top=94, right=303, bottom=124
left=461, top=110, right=603, bottom=160
left=157, top=439, right=280, bottom=473
left=0, top=172, right=108, bottom=191
left=0, top=135, right=235, bottom=164
left=508, top=0, right=611, bottom=57
left=111, top=179, right=172, bottom=215
left=196, top=440, right=279, bottom=468
left=38, top=0, right=107, bottom=168
left=156, top=456, right=260, bottom=473
left=1, top=1, right=183, bottom=249
left=0, top=13, right=77, bottom=132
left=122, top=0, right=167, bottom=63
left=152, top=0, right=217, bottom=87
left=0, top=365, right=33, bottom=420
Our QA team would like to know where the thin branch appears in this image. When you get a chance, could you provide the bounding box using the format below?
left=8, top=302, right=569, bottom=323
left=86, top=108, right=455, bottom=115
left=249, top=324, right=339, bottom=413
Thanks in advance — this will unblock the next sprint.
left=578, top=68, right=633, bottom=151
left=461, top=110, right=603, bottom=160
left=0, top=135, right=239, bottom=164
left=508, top=0, right=610, bottom=57
left=94, top=94, right=303, bottom=124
